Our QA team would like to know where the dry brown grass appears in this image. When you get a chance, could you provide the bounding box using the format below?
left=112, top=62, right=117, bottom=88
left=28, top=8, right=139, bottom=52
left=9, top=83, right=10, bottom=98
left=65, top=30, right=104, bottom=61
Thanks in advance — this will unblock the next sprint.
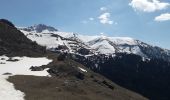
left=7, top=52, right=148, bottom=100
left=8, top=74, right=148, bottom=100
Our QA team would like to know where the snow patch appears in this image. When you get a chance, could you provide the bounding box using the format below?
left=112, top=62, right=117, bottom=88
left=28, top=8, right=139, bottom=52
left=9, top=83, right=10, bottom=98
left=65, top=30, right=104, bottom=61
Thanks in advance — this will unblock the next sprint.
left=78, top=67, right=87, bottom=72
left=0, top=56, right=52, bottom=76
left=0, top=75, right=25, bottom=100
left=0, top=56, right=52, bottom=100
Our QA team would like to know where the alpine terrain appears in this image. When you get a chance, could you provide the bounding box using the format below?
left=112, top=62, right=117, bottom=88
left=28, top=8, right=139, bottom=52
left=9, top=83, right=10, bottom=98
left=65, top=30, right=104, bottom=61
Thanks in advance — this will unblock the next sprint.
left=19, top=23, right=170, bottom=100
left=0, top=19, right=149, bottom=100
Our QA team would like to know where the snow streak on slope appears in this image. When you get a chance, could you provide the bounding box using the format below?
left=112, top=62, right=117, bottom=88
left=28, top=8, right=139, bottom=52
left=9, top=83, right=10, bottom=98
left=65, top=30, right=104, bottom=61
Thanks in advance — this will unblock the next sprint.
left=0, top=56, right=52, bottom=100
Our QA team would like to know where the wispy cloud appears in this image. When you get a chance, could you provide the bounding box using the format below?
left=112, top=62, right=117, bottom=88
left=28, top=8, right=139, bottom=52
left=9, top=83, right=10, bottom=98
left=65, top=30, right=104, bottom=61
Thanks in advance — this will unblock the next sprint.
left=98, top=12, right=113, bottom=25
left=155, top=13, right=170, bottom=22
left=129, top=0, right=170, bottom=12
left=81, top=7, right=116, bottom=25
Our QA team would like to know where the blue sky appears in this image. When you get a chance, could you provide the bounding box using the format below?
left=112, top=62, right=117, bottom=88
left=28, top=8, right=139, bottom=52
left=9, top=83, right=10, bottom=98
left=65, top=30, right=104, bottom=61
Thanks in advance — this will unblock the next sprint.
left=0, top=0, right=170, bottom=49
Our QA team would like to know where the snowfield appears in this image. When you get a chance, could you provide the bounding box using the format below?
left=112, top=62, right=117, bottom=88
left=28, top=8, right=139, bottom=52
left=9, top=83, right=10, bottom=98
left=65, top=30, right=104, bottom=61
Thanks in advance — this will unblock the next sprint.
left=0, top=56, right=52, bottom=76
left=90, top=39, right=116, bottom=54
left=0, top=56, right=52, bottom=100
left=21, top=29, right=147, bottom=56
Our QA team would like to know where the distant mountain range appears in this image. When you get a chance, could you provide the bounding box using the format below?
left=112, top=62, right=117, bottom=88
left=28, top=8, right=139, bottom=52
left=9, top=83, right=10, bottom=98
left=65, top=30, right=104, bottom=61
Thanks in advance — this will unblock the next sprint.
left=19, top=24, right=170, bottom=62
left=21, top=24, right=58, bottom=33
left=19, top=24, right=170, bottom=100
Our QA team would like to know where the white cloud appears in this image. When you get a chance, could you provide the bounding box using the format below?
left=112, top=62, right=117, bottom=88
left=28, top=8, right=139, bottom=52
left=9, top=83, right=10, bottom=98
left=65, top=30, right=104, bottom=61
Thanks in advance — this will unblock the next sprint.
left=155, top=13, right=170, bottom=21
left=98, top=12, right=113, bottom=25
left=100, top=7, right=107, bottom=11
left=129, top=0, right=170, bottom=12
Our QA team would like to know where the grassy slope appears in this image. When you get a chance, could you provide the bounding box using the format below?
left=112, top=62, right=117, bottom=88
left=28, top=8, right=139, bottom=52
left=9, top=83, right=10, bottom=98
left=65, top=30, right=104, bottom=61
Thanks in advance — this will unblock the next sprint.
left=8, top=53, right=148, bottom=100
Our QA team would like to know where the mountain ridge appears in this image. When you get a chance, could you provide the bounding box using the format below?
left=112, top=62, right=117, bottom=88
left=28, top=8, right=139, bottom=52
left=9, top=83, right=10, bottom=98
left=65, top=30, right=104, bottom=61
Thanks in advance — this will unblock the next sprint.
left=19, top=24, right=170, bottom=62
left=19, top=24, right=58, bottom=33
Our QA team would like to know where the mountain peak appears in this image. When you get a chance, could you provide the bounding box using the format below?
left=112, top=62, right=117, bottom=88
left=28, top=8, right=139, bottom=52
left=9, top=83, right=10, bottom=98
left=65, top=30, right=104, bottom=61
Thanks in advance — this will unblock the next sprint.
left=20, top=24, right=58, bottom=33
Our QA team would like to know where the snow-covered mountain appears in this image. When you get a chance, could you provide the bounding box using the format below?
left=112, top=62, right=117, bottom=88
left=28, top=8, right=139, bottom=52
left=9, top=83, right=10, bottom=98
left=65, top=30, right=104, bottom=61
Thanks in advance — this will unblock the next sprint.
left=19, top=24, right=58, bottom=33
left=19, top=24, right=170, bottom=61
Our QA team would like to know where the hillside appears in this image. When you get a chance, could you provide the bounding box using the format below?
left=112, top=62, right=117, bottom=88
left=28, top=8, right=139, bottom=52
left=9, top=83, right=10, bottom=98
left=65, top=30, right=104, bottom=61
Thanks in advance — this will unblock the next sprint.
left=0, top=19, right=46, bottom=57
